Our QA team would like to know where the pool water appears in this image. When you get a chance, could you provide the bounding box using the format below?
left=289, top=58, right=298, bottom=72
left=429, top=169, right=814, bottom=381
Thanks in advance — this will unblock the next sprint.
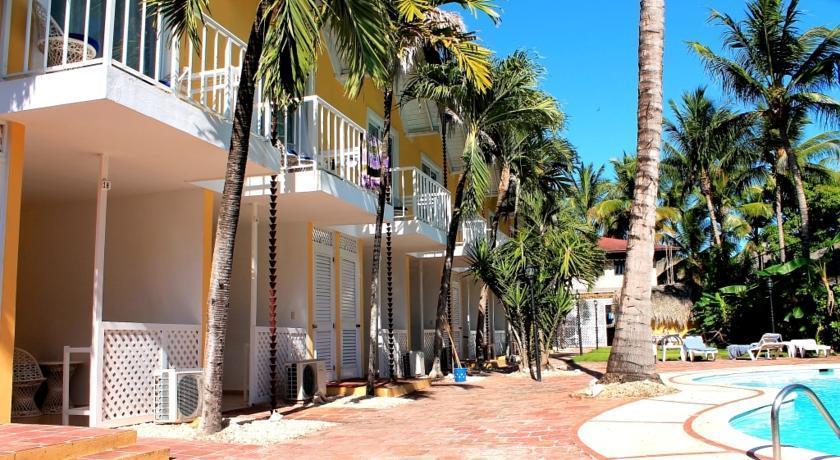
left=696, top=368, right=840, bottom=455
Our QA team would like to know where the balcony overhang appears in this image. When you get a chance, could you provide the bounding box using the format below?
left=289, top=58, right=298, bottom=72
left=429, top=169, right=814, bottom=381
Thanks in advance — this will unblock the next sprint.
left=331, top=219, right=446, bottom=253
left=194, top=170, right=389, bottom=225
left=0, top=64, right=281, bottom=174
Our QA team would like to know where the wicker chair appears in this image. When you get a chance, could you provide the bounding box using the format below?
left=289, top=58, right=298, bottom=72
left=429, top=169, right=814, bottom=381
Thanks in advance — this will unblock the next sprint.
left=33, top=1, right=98, bottom=67
left=12, top=348, right=46, bottom=418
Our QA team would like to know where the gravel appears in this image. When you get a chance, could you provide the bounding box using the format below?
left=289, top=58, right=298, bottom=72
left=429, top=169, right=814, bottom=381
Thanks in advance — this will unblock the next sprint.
left=133, top=416, right=335, bottom=446
left=320, top=395, right=414, bottom=409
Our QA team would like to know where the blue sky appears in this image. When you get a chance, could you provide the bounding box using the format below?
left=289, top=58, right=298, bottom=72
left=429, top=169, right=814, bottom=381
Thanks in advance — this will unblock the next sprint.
left=460, top=0, right=840, bottom=172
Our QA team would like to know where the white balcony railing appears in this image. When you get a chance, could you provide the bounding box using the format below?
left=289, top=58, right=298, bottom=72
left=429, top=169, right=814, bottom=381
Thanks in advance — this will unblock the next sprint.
left=392, top=166, right=450, bottom=232
left=0, top=0, right=270, bottom=136
left=280, top=95, right=370, bottom=190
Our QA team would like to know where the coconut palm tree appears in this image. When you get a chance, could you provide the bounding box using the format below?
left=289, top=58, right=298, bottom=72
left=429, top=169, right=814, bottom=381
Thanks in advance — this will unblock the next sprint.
left=568, top=162, right=609, bottom=229
left=150, top=0, right=392, bottom=433
left=663, top=87, right=756, bottom=247
left=690, top=0, right=840, bottom=257
left=601, top=0, right=665, bottom=384
left=364, top=1, right=498, bottom=395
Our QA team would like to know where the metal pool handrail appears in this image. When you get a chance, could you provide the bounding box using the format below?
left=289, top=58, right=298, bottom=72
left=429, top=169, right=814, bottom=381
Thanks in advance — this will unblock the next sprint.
left=771, top=383, right=840, bottom=459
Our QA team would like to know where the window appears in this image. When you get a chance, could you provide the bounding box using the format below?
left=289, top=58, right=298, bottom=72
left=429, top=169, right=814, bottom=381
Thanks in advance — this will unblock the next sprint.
left=421, top=153, right=443, bottom=184
left=614, top=260, right=626, bottom=275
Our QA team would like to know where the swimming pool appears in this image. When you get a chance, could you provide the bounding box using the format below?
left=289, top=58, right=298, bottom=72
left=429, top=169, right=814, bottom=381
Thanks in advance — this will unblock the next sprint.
left=696, top=368, right=840, bottom=455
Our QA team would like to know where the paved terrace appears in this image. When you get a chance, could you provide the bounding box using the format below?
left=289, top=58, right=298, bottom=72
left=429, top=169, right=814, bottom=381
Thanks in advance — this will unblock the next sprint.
left=143, top=356, right=840, bottom=459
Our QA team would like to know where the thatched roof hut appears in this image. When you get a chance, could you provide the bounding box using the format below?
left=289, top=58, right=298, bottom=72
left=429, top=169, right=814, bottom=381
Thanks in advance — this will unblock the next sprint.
left=613, top=284, right=694, bottom=328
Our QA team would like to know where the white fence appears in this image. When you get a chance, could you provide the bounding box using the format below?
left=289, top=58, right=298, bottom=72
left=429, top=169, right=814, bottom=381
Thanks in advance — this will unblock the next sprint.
left=494, top=329, right=507, bottom=356
left=99, top=321, right=200, bottom=427
left=251, top=326, right=308, bottom=404
left=392, top=167, right=451, bottom=232
left=559, top=301, right=607, bottom=349
left=378, top=329, right=408, bottom=379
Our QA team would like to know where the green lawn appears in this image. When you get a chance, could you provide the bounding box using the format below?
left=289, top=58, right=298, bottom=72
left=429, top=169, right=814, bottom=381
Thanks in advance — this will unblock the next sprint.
left=570, top=346, right=734, bottom=363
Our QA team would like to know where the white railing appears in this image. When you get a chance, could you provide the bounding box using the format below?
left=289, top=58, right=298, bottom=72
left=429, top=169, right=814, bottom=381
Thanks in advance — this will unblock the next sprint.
left=392, top=167, right=451, bottom=232
left=0, top=0, right=273, bottom=137
left=280, top=95, right=369, bottom=188
left=459, top=218, right=488, bottom=245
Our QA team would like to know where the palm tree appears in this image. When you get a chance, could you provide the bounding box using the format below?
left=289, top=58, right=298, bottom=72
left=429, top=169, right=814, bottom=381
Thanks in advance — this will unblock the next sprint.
left=364, top=1, right=498, bottom=395
left=591, top=153, right=676, bottom=238
left=568, top=162, right=609, bottom=229
left=151, top=0, right=391, bottom=433
left=602, top=0, right=665, bottom=384
left=405, top=51, right=561, bottom=376
left=663, top=87, right=755, bottom=247
left=689, top=0, right=840, bottom=257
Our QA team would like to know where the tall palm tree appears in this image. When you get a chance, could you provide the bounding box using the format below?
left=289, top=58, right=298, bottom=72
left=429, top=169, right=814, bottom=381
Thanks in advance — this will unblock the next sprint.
left=151, top=0, right=391, bottom=433
left=663, top=87, right=755, bottom=247
left=364, top=1, right=498, bottom=394
left=602, top=0, right=665, bottom=384
left=406, top=51, right=561, bottom=377
left=690, top=0, right=840, bottom=257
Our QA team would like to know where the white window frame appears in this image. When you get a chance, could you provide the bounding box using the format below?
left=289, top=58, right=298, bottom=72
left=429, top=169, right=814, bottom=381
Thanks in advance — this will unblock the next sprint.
left=420, top=152, right=443, bottom=184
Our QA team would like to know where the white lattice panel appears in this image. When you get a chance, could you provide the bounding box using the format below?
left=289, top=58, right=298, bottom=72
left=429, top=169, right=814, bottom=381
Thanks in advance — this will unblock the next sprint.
left=379, top=330, right=407, bottom=379
left=559, top=301, right=607, bottom=349
left=253, top=327, right=308, bottom=403
left=100, top=323, right=200, bottom=425
left=468, top=331, right=477, bottom=359
left=422, top=330, right=435, bottom=368
left=339, top=236, right=358, bottom=254
left=312, top=227, right=333, bottom=246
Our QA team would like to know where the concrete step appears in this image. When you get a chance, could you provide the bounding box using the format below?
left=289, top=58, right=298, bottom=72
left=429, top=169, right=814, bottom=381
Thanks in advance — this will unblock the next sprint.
left=0, top=424, right=137, bottom=460
left=77, top=443, right=170, bottom=460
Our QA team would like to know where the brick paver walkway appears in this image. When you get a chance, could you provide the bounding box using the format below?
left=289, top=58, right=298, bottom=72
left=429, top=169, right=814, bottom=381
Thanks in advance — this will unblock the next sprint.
left=143, top=356, right=840, bottom=459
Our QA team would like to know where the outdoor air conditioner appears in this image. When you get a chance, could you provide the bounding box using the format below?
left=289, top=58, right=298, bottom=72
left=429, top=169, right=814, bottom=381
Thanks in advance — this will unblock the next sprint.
left=285, top=360, right=327, bottom=401
left=408, top=351, right=425, bottom=377
left=153, top=368, right=203, bottom=424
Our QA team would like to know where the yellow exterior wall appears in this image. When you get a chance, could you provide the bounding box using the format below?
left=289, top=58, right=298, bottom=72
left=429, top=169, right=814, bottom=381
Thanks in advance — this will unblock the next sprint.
left=312, top=48, right=444, bottom=176
left=0, top=122, right=25, bottom=423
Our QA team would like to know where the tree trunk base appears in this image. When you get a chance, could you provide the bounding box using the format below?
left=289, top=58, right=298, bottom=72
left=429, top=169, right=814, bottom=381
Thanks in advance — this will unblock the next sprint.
left=428, top=358, right=445, bottom=380
left=598, top=372, right=662, bottom=385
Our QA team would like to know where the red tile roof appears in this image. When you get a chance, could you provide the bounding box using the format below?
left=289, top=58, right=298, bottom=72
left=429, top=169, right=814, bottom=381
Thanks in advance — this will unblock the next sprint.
left=598, top=237, right=671, bottom=253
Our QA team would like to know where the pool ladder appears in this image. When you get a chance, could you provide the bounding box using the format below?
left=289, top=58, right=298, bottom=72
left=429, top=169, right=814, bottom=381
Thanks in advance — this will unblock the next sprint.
left=771, top=383, right=840, bottom=459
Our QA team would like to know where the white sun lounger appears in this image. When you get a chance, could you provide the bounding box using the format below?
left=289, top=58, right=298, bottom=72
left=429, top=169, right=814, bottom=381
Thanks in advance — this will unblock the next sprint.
left=748, top=333, right=786, bottom=360
left=788, top=339, right=831, bottom=358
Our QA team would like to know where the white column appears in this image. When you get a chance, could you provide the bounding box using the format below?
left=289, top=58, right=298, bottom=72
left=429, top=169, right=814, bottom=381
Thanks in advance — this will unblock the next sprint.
left=88, top=155, right=109, bottom=427
left=247, top=202, right=258, bottom=405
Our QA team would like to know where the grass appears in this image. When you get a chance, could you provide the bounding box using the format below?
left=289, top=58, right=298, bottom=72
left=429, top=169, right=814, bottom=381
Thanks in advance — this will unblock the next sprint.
left=570, top=346, right=733, bottom=363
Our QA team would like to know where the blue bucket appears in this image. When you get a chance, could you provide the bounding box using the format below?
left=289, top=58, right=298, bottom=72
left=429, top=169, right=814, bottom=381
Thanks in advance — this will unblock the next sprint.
left=453, top=367, right=467, bottom=383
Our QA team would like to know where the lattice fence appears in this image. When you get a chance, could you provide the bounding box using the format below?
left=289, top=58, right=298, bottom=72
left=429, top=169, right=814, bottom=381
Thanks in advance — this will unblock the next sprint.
left=100, top=322, right=200, bottom=426
left=378, top=329, right=408, bottom=379
left=468, top=331, right=477, bottom=359
left=559, top=301, right=607, bottom=349
left=252, top=327, right=308, bottom=403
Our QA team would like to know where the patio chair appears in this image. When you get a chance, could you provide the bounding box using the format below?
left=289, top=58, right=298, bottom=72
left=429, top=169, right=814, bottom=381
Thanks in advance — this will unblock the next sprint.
left=748, top=333, right=786, bottom=360
left=682, top=336, right=718, bottom=362
left=788, top=339, right=831, bottom=358
left=12, top=348, right=46, bottom=418
left=33, top=1, right=99, bottom=67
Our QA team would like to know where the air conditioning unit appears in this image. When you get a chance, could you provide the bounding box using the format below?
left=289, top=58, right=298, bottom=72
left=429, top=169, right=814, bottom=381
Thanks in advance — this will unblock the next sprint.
left=407, top=351, right=425, bottom=377
left=154, top=368, right=203, bottom=423
left=285, top=360, right=326, bottom=401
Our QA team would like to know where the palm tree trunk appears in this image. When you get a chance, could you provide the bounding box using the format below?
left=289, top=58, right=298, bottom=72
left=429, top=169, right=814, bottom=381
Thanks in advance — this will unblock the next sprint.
left=200, top=1, right=267, bottom=434
left=784, top=146, right=810, bottom=258
left=366, top=85, right=394, bottom=395
left=475, top=163, right=510, bottom=365
left=429, top=167, right=468, bottom=378
left=700, top=172, right=721, bottom=247
left=602, top=0, right=664, bottom=384
left=773, top=172, right=786, bottom=263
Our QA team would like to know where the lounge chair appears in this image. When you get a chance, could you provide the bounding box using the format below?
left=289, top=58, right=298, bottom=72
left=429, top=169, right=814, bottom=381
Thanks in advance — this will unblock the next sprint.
left=682, top=336, right=718, bottom=361
left=788, top=339, right=831, bottom=358
left=726, top=333, right=787, bottom=360
left=748, top=333, right=786, bottom=360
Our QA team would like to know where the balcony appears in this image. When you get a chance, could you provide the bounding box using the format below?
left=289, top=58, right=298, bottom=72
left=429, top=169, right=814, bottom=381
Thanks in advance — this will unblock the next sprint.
left=392, top=166, right=450, bottom=233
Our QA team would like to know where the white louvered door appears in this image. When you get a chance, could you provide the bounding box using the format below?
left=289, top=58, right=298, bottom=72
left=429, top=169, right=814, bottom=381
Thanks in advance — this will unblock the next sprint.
left=450, top=284, right=463, bottom=356
left=339, top=237, right=361, bottom=378
left=312, top=228, right=335, bottom=381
